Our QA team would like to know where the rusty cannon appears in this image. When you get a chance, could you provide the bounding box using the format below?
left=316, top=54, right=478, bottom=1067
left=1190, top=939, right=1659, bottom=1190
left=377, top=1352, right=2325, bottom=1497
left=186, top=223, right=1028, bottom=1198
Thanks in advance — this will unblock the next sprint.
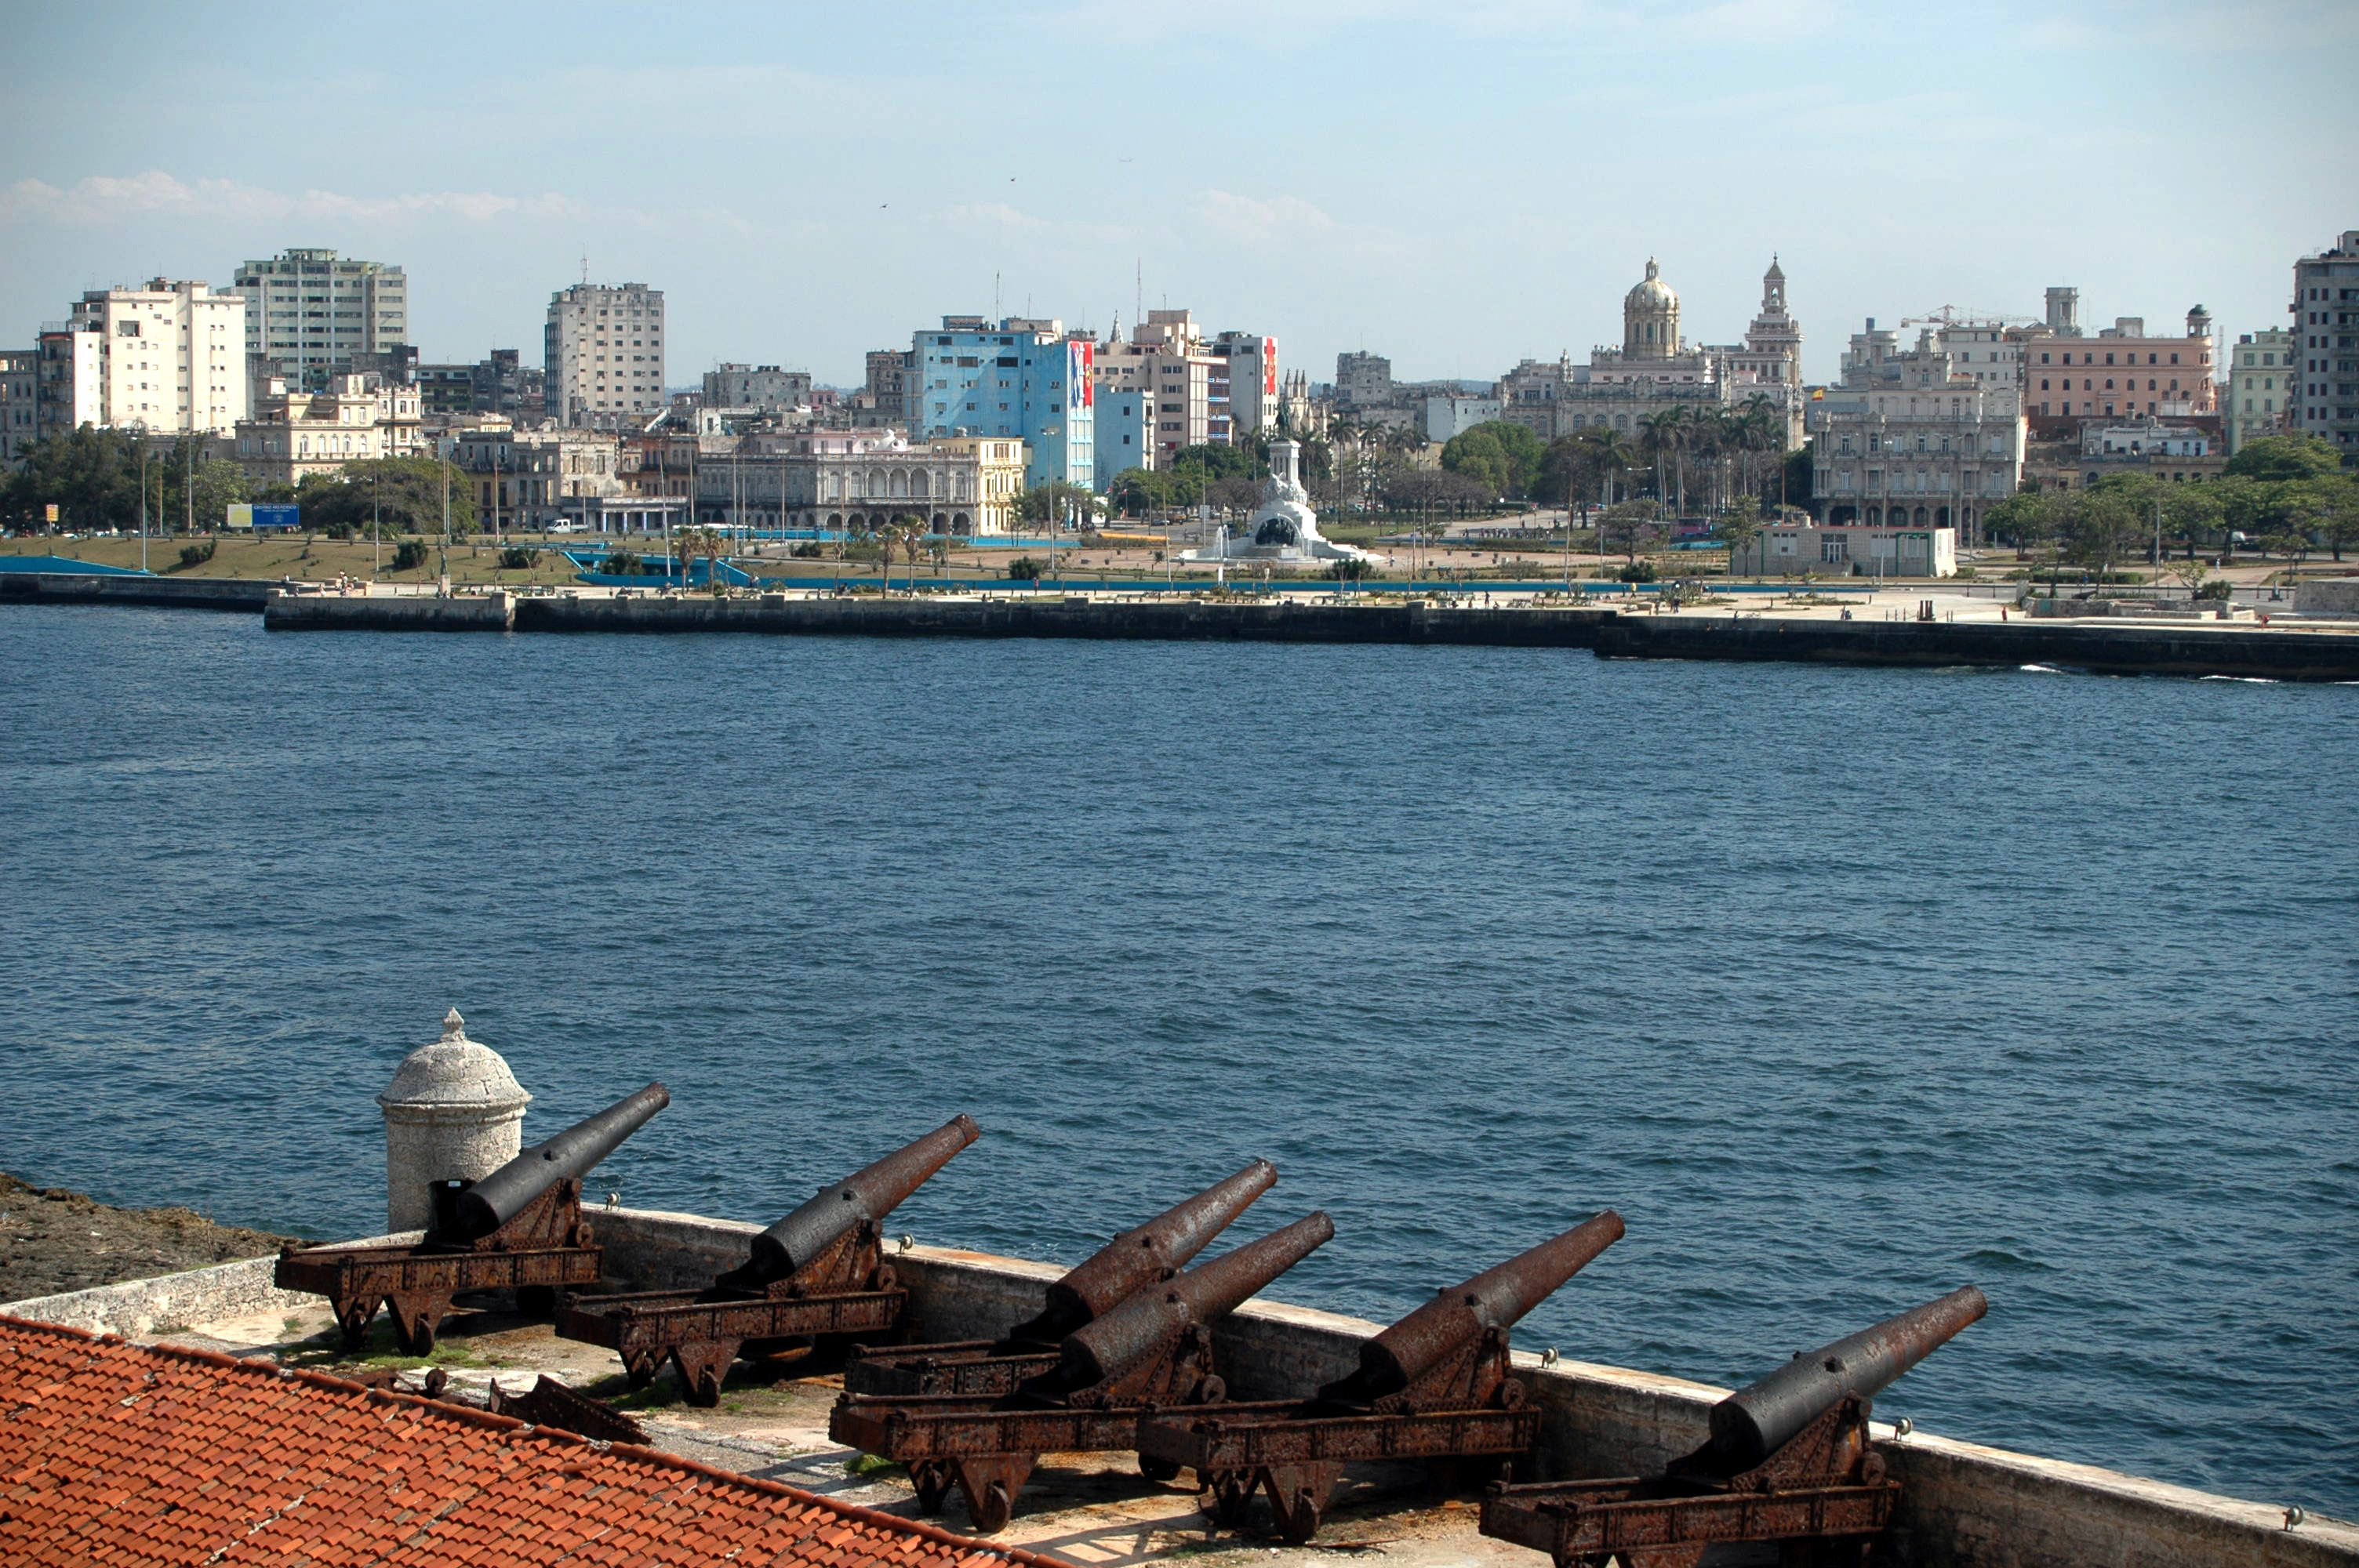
left=556, top=1113, right=980, bottom=1405
left=1479, top=1285, right=1988, bottom=1568
left=274, top=1082, right=670, bottom=1354
left=832, top=1209, right=1335, bottom=1534
left=1140, top=1210, right=1625, bottom=1543
left=845, top=1159, right=1279, bottom=1398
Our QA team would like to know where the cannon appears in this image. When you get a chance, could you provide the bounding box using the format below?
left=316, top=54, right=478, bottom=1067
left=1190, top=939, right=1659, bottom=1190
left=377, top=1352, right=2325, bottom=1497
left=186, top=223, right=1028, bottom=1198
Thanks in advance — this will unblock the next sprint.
left=274, top=1083, right=670, bottom=1355
left=557, top=1114, right=979, bottom=1405
left=1479, top=1286, right=1988, bottom=1568
left=845, top=1160, right=1278, bottom=1397
left=832, top=1210, right=1335, bottom=1534
left=1140, top=1210, right=1624, bottom=1543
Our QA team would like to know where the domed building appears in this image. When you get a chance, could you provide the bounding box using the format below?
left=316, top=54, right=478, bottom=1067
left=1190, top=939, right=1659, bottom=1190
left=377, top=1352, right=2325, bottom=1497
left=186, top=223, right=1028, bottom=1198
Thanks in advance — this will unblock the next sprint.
left=1496, top=256, right=1807, bottom=465
left=1623, top=259, right=1681, bottom=358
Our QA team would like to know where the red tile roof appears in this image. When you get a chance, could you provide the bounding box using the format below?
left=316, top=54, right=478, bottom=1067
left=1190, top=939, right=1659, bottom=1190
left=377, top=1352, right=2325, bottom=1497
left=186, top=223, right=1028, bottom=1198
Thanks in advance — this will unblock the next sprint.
left=0, top=1314, right=1060, bottom=1568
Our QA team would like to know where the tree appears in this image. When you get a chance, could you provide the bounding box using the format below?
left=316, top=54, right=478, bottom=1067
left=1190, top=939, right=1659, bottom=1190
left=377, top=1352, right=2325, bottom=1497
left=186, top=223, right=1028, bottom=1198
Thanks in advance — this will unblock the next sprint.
left=1986, top=490, right=2055, bottom=560
left=0, top=425, right=148, bottom=532
left=2057, top=488, right=2140, bottom=578
left=1780, top=445, right=1814, bottom=518
left=1596, top=499, right=1660, bottom=564
left=2222, top=433, right=2343, bottom=483
left=1711, top=508, right=1762, bottom=568
left=2288, top=474, right=2359, bottom=561
left=1637, top=411, right=1683, bottom=506
left=293, top=456, right=476, bottom=538
left=1439, top=420, right=1543, bottom=499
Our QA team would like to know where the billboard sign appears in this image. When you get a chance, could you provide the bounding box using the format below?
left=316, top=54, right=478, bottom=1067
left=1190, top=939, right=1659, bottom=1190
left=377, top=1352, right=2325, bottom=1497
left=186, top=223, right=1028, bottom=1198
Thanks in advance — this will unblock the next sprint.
left=1069, top=339, right=1094, bottom=411
left=253, top=504, right=301, bottom=532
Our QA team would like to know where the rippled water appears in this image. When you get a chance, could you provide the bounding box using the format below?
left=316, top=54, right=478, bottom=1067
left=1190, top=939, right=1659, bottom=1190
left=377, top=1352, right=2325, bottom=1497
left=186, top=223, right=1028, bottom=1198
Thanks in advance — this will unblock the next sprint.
left=0, top=604, right=2352, bottom=1515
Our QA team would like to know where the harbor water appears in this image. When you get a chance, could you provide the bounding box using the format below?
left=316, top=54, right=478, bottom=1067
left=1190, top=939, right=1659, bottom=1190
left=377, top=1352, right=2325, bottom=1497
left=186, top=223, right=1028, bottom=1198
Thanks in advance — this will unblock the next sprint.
left=0, top=603, right=2351, bottom=1516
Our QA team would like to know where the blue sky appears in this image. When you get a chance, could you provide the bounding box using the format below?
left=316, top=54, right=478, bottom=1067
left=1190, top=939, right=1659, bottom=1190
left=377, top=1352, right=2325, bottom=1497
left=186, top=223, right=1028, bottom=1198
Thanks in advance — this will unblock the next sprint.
left=5, top=0, right=2354, bottom=388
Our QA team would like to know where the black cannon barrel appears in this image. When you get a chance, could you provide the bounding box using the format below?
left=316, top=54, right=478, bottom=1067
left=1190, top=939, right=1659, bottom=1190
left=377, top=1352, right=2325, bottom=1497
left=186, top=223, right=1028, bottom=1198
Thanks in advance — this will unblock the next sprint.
left=1052, top=1209, right=1334, bottom=1391
left=748, top=1113, right=981, bottom=1279
left=1325, top=1210, right=1623, bottom=1403
left=1709, top=1285, right=1988, bottom=1467
left=1017, top=1160, right=1278, bottom=1341
left=446, top=1083, right=670, bottom=1241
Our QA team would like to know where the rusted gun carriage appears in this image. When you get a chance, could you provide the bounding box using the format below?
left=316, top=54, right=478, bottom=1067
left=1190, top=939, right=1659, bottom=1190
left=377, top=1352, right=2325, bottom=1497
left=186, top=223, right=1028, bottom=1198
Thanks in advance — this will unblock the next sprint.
left=1140, top=1210, right=1625, bottom=1543
left=274, top=1083, right=670, bottom=1354
left=1480, top=1286, right=1987, bottom=1568
left=845, top=1159, right=1278, bottom=1398
left=832, top=1210, right=1334, bottom=1534
left=556, top=1114, right=979, bottom=1405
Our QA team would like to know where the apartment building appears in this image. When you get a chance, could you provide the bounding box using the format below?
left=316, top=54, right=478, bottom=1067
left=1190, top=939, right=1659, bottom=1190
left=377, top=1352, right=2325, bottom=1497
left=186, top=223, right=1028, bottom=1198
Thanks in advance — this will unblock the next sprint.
left=44, top=279, right=248, bottom=436
left=1090, top=311, right=1278, bottom=468
left=2023, top=287, right=2215, bottom=419
left=231, top=249, right=407, bottom=395
left=450, top=424, right=625, bottom=528
left=862, top=350, right=912, bottom=424
left=545, top=282, right=666, bottom=427
left=2290, top=229, right=2359, bottom=459
left=231, top=374, right=425, bottom=486
left=703, top=364, right=812, bottom=412
left=1809, top=321, right=2026, bottom=544
left=2226, top=329, right=2296, bottom=454
left=0, top=349, right=35, bottom=466
left=911, top=315, right=1092, bottom=490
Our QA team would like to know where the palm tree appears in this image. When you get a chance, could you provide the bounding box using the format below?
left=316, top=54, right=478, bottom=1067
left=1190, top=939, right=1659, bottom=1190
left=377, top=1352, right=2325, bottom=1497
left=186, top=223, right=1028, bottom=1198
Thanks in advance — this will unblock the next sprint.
left=1638, top=411, right=1681, bottom=509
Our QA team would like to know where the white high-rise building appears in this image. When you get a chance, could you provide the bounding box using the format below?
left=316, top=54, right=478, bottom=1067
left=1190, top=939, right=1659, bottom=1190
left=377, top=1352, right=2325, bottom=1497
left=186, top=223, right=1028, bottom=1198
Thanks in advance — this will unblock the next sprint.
left=50, top=279, right=248, bottom=435
left=545, top=282, right=666, bottom=427
left=231, top=248, right=407, bottom=393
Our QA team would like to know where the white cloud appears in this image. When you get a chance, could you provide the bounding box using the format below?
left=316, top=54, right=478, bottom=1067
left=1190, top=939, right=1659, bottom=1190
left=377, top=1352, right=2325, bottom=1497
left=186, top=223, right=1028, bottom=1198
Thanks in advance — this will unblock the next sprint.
left=1191, top=191, right=1337, bottom=243
left=0, top=172, right=602, bottom=227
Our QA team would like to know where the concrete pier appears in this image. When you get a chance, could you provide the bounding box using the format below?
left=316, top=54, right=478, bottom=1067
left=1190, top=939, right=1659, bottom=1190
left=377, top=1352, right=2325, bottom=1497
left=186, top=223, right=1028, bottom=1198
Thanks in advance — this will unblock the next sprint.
left=0, top=573, right=272, bottom=612
left=264, top=590, right=514, bottom=631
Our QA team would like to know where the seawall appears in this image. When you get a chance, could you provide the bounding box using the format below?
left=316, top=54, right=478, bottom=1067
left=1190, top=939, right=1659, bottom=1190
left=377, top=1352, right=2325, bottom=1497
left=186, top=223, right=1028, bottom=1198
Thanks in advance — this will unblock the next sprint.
left=510, top=593, right=1615, bottom=646
left=0, top=572, right=273, bottom=612
left=264, top=590, right=513, bottom=632
left=1598, top=613, right=2359, bottom=681
left=6, top=1206, right=2350, bottom=1565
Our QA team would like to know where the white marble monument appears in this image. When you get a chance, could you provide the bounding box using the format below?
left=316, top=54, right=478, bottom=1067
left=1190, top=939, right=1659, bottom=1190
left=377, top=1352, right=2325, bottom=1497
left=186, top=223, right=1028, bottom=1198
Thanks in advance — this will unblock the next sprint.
left=1180, top=437, right=1379, bottom=565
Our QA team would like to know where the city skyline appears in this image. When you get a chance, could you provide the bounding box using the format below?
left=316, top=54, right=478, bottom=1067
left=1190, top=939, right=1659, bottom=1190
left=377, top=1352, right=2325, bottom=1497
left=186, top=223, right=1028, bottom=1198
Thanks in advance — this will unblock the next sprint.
left=4, top=1, right=2356, bottom=390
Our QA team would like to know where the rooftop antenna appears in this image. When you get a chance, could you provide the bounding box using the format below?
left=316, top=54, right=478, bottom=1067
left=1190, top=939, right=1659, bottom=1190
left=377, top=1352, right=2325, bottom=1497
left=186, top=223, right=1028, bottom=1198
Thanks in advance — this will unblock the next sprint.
left=994, top=270, right=1001, bottom=321
left=580, top=252, right=589, bottom=286
left=1135, top=258, right=1142, bottom=328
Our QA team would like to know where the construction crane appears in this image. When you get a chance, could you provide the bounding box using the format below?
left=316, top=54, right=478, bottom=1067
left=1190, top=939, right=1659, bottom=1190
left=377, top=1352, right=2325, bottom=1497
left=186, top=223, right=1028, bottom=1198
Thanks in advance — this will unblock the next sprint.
left=1899, top=305, right=2041, bottom=331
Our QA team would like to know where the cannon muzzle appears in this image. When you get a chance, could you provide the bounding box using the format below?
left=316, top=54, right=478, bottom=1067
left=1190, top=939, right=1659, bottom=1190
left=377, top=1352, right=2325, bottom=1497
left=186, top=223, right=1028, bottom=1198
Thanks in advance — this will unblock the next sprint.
left=1325, top=1210, right=1623, bottom=1403
left=1709, top=1285, right=1987, bottom=1467
left=445, top=1083, right=669, bottom=1241
left=1052, top=1210, right=1334, bottom=1392
left=748, top=1114, right=980, bottom=1279
left=1015, top=1160, right=1278, bottom=1341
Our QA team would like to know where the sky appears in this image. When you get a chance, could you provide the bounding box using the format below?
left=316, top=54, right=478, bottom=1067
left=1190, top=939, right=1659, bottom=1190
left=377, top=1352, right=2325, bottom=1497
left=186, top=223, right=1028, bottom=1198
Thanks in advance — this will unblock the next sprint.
left=4, top=0, right=2355, bottom=390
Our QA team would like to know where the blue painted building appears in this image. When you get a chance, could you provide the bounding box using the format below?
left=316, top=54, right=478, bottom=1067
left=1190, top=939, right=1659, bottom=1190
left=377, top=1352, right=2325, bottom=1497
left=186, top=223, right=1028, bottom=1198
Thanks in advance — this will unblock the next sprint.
left=912, top=316, right=1095, bottom=493
left=1093, top=383, right=1150, bottom=493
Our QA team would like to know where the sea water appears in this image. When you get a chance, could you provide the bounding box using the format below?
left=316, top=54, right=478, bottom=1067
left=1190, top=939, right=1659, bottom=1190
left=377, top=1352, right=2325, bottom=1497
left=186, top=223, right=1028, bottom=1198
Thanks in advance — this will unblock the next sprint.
left=0, top=604, right=2351, bottom=1515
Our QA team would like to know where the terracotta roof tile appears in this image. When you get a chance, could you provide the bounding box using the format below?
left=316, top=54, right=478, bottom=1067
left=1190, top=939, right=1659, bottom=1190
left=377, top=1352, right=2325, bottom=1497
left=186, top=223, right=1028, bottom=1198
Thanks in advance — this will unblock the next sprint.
left=0, top=1316, right=1062, bottom=1568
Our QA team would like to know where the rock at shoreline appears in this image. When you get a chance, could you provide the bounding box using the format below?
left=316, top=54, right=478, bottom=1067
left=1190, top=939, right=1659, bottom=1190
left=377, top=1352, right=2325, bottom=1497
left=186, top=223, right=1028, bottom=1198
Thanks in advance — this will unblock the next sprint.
left=0, top=1173, right=307, bottom=1305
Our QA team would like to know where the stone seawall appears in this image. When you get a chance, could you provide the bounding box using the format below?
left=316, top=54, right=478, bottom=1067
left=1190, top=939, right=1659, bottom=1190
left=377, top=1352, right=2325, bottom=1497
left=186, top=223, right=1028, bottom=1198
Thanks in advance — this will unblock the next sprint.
left=0, top=1231, right=419, bottom=1338
left=264, top=591, right=514, bottom=632
left=0, top=573, right=273, bottom=612
left=513, top=593, right=1614, bottom=647
left=1598, top=614, right=2359, bottom=681
left=591, top=1208, right=2357, bottom=1568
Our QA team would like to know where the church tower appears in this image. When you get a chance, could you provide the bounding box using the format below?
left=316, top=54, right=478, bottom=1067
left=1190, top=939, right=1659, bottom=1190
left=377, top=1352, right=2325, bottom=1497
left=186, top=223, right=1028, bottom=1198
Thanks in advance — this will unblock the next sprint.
left=1744, top=255, right=1803, bottom=388
left=1623, top=258, right=1680, bottom=360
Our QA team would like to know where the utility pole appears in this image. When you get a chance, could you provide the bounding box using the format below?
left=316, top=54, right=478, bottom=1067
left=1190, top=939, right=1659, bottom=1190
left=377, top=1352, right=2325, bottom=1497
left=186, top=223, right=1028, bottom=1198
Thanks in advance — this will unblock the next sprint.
left=439, top=448, right=450, bottom=589
left=184, top=434, right=194, bottom=537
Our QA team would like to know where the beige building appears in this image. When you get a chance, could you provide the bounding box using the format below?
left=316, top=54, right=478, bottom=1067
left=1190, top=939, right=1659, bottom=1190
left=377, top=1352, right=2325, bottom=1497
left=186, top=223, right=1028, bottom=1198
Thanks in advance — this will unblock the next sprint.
left=1809, top=321, right=2026, bottom=543
left=232, top=375, right=423, bottom=485
left=1092, top=310, right=1278, bottom=466
left=231, top=248, right=407, bottom=395
left=451, top=424, right=625, bottom=528
left=2023, top=288, right=2215, bottom=419
left=695, top=430, right=1027, bottom=535
left=47, top=279, right=248, bottom=435
left=545, top=282, right=666, bottom=427
left=0, top=348, right=35, bottom=466
left=1731, top=520, right=1958, bottom=579
left=2226, top=328, right=2295, bottom=454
